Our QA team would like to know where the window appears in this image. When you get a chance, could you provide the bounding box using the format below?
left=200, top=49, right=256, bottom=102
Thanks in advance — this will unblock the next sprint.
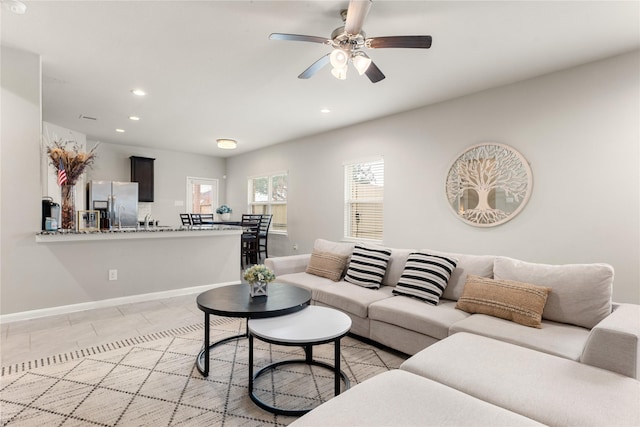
left=248, top=171, right=288, bottom=232
left=344, top=158, right=384, bottom=241
left=186, top=177, right=218, bottom=214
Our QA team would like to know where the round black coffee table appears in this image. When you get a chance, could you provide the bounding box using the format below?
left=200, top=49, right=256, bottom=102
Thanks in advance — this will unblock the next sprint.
left=195, top=282, right=311, bottom=376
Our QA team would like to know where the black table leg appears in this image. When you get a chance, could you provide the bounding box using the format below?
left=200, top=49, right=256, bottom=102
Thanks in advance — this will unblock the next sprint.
left=249, top=333, right=254, bottom=391
left=195, top=314, right=247, bottom=377
left=334, top=338, right=341, bottom=396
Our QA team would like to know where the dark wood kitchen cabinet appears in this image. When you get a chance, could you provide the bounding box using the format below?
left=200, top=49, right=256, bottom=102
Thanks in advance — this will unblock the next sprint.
left=130, top=156, right=155, bottom=202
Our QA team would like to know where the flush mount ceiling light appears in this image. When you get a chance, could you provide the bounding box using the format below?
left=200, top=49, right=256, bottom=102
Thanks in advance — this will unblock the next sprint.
left=115, top=129, right=125, bottom=133
left=128, top=116, right=140, bottom=121
left=217, top=139, right=237, bottom=150
left=131, top=89, right=146, bottom=96
left=2, top=0, right=26, bottom=14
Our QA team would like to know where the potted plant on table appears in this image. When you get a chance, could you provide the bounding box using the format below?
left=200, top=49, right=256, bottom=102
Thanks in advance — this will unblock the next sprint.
left=216, top=204, right=233, bottom=221
left=243, top=264, right=275, bottom=297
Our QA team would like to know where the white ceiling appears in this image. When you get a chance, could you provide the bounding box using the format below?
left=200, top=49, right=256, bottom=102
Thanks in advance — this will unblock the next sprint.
left=2, top=1, right=639, bottom=157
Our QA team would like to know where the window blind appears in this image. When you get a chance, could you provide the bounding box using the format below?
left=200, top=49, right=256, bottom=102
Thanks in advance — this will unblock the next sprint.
left=344, top=158, right=384, bottom=241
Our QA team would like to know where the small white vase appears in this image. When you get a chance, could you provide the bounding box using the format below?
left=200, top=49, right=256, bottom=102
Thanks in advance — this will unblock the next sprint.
left=221, top=213, right=231, bottom=221
left=249, top=281, right=268, bottom=297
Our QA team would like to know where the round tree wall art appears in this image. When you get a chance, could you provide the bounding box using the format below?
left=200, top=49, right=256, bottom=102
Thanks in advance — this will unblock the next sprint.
left=445, top=143, right=533, bottom=227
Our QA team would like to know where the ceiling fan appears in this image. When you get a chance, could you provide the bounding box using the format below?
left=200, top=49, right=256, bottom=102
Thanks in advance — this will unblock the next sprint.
left=269, top=0, right=432, bottom=83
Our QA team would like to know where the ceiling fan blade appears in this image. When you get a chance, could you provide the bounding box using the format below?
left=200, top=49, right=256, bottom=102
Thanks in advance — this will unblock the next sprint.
left=269, top=33, right=329, bottom=44
left=365, top=61, right=385, bottom=83
left=345, top=0, right=372, bottom=35
left=367, top=35, right=432, bottom=49
left=298, top=54, right=331, bottom=79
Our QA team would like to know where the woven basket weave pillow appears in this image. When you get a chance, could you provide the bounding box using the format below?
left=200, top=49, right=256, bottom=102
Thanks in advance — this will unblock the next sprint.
left=306, top=250, right=349, bottom=282
left=456, top=275, right=551, bottom=328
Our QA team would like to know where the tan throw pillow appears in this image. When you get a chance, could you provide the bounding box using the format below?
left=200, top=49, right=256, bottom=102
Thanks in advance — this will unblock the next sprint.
left=456, top=275, right=551, bottom=328
left=306, top=250, right=349, bottom=282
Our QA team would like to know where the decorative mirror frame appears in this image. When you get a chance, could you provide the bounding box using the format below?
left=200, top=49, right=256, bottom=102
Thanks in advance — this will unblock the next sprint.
left=445, top=143, right=533, bottom=227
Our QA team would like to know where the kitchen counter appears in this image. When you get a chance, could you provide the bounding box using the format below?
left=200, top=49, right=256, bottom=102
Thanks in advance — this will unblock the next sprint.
left=35, top=225, right=242, bottom=243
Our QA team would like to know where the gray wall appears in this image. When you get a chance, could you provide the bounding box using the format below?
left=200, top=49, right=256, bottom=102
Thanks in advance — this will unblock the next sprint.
left=0, top=47, right=236, bottom=315
left=226, top=51, right=640, bottom=304
left=86, top=142, right=227, bottom=227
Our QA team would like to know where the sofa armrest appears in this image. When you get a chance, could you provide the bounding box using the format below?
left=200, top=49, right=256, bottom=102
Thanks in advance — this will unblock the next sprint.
left=580, top=303, right=640, bottom=379
left=265, top=254, right=311, bottom=276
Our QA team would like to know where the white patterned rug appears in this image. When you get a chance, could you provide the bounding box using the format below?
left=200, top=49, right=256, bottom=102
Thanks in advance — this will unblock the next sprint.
left=1, top=317, right=406, bottom=426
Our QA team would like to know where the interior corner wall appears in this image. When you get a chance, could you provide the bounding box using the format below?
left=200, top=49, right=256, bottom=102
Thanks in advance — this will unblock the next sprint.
left=225, top=50, right=640, bottom=304
left=1, top=46, right=44, bottom=311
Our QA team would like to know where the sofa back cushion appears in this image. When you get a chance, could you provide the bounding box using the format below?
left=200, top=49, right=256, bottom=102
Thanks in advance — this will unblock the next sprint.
left=423, top=249, right=496, bottom=301
left=382, top=248, right=413, bottom=286
left=493, top=257, right=613, bottom=329
left=313, top=238, right=355, bottom=257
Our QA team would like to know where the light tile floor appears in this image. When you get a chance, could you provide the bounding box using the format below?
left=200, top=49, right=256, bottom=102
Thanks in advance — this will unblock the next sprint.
left=0, top=293, right=204, bottom=367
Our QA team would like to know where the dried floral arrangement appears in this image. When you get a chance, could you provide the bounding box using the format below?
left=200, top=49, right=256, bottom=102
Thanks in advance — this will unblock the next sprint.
left=47, top=140, right=99, bottom=185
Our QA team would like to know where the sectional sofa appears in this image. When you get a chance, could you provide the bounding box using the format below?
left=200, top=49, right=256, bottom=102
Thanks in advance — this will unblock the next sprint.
left=266, top=239, right=640, bottom=426
left=266, top=239, right=639, bottom=379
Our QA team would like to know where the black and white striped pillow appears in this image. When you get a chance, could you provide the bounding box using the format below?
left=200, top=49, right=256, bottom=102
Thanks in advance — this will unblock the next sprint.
left=393, top=252, right=458, bottom=305
left=344, top=245, right=392, bottom=289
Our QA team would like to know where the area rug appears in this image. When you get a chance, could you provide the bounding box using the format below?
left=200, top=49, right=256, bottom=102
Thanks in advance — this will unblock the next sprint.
left=0, top=317, right=407, bottom=426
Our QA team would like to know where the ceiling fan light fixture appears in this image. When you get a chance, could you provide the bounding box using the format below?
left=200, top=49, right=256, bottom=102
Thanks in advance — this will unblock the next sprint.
left=331, top=67, right=348, bottom=80
left=352, top=53, right=372, bottom=75
left=329, top=49, right=349, bottom=69
left=217, top=138, right=237, bottom=150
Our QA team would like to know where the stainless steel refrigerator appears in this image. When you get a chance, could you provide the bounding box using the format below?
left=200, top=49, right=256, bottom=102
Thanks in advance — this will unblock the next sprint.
left=86, top=181, right=139, bottom=229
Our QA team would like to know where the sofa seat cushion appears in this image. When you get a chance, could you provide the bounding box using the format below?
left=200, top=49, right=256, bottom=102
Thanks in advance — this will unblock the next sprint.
left=449, top=314, right=591, bottom=361
left=424, top=249, right=496, bottom=301
left=313, top=282, right=394, bottom=318
left=369, top=298, right=469, bottom=340
left=289, top=370, right=543, bottom=427
left=400, top=333, right=640, bottom=427
left=275, top=272, right=335, bottom=293
left=494, top=257, right=613, bottom=329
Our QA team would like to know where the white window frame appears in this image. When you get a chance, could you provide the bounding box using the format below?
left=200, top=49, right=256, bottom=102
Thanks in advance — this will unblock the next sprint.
left=186, top=177, right=219, bottom=214
left=343, top=157, right=384, bottom=243
left=247, top=170, right=288, bottom=234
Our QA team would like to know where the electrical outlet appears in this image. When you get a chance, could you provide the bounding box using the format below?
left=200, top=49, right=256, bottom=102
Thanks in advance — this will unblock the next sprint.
left=293, top=244, right=298, bottom=251
left=108, top=269, right=118, bottom=281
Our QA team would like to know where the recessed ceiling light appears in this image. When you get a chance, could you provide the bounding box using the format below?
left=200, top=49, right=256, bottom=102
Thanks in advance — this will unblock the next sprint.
left=3, top=0, right=26, bottom=14
left=320, top=108, right=331, bottom=113
left=131, top=89, right=146, bottom=96
left=116, top=128, right=125, bottom=133
left=217, top=139, right=237, bottom=150
left=129, top=116, right=140, bottom=121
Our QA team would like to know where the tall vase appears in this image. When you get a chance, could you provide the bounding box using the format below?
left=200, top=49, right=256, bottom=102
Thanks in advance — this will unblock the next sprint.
left=60, top=184, right=76, bottom=231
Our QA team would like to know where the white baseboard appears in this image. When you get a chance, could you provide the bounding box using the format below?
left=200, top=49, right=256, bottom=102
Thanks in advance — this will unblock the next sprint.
left=0, top=281, right=241, bottom=323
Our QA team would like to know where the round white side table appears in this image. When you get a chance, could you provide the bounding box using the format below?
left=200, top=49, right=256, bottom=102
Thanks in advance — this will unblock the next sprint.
left=247, top=305, right=352, bottom=416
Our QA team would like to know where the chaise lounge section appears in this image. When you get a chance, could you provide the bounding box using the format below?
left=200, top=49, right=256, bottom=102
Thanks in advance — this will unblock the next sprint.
left=290, top=333, right=640, bottom=426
